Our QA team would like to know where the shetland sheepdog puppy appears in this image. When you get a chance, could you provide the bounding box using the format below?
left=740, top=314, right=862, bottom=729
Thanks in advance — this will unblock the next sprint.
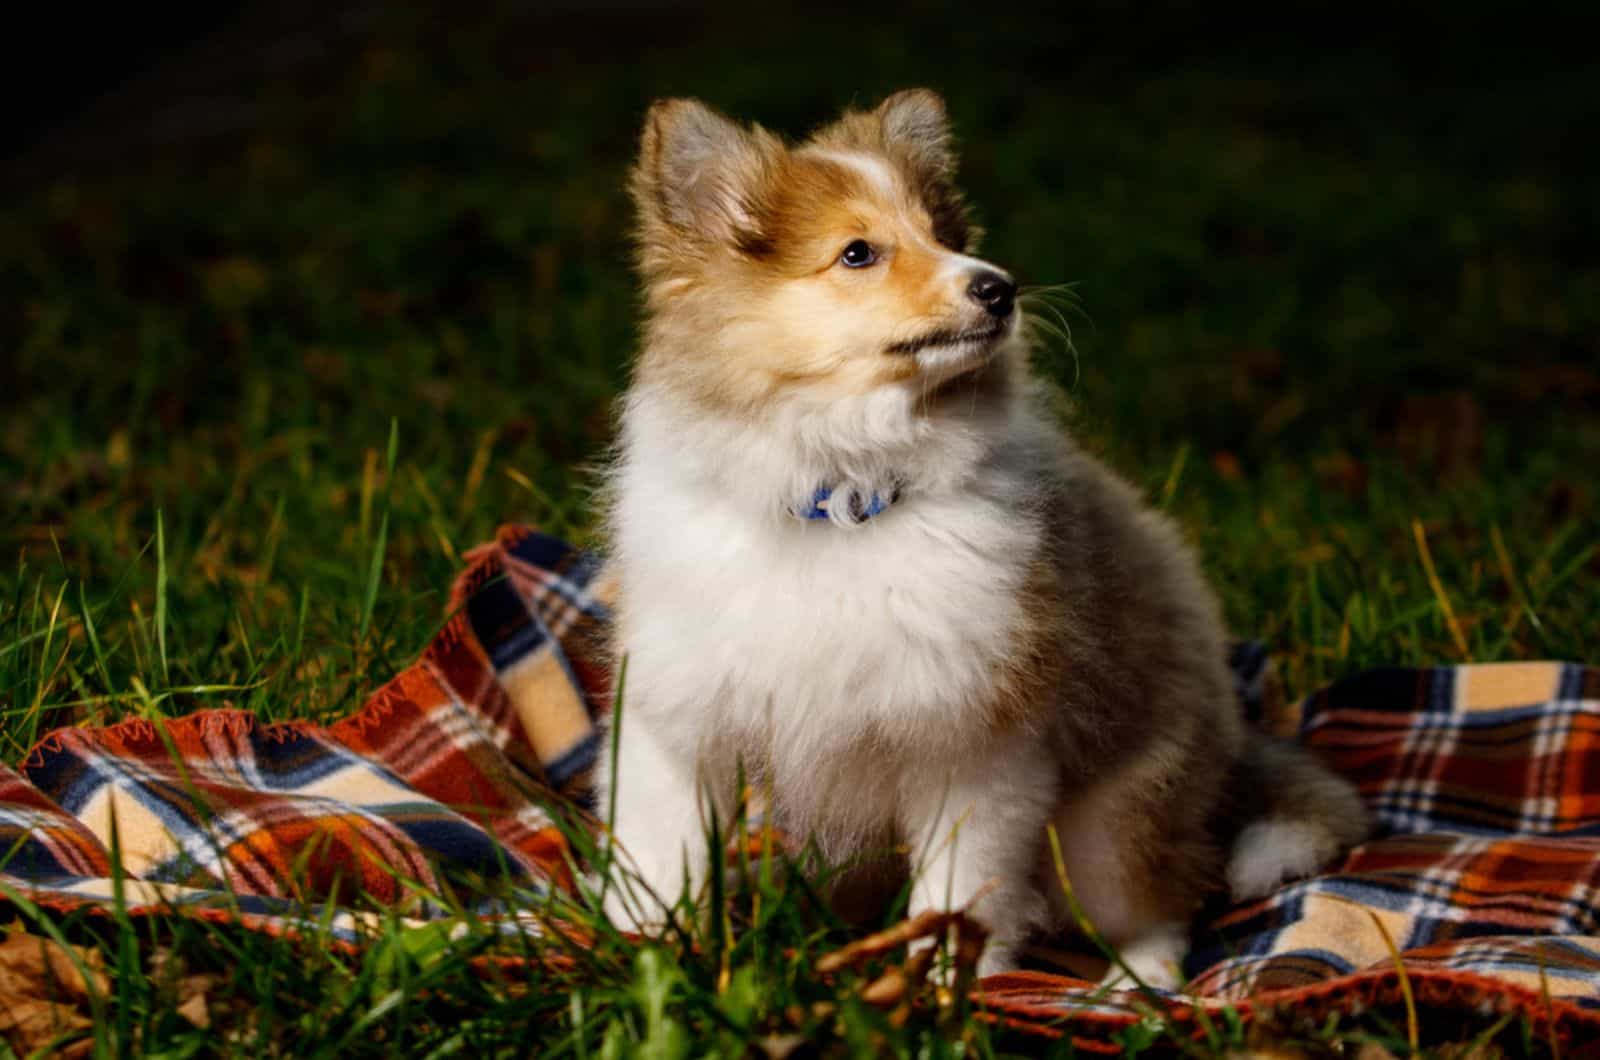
left=598, top=89, right=1367, bottom=985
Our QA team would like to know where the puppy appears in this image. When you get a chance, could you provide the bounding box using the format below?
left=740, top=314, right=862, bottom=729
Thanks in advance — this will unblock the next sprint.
left=598, top=89, right=1367, bottom=985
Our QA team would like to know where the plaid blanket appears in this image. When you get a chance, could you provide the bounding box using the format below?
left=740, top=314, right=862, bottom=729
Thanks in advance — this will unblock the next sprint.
left=3, top=526, right=1597, bottom=1047
left=1, top=529, right=610, bottom=939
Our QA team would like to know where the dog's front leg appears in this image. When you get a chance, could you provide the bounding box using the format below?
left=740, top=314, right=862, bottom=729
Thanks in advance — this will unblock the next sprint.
left=898, top=734, right=1058, bottom=977
left=598, top=713, right=709, bottom=934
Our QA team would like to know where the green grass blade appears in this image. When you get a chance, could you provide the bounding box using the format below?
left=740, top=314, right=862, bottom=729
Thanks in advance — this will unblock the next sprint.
left=155, top=509, right=170, bottom=685
left=358, top=420, right=400, bottom=644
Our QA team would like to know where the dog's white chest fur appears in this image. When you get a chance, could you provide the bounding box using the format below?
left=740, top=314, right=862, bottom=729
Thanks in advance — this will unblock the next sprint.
left=615, top=475, right=1039, bottom=787
left=610, top=393, right=1044, bottom=844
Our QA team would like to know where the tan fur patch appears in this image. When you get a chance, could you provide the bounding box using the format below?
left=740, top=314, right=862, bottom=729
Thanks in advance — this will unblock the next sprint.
left=628, top=103, right=998, bottom=418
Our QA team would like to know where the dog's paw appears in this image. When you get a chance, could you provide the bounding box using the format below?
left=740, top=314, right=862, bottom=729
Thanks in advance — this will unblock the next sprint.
left=1095, top=924, right=1189, bottom=994
left=1227, top=818, right=1339, bottom=900
left=974, top=942, right=1020, bottom=980
left=903, top=915, right=1013, bottom=988
left=918, top=942, right=1014, bottom=992
left=600, top=885, right=673, bottom=937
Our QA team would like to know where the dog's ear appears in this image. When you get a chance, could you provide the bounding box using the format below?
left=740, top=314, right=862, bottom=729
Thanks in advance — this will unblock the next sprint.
left=874, top=89, right=978, bottom=252
left=632, top=98, right=775, bottom=253
left=876, top=89, right=955, bottom=179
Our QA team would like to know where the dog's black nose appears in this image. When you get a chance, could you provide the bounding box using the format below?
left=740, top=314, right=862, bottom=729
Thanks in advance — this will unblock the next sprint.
left=966, top=270, right=1016, bottom=318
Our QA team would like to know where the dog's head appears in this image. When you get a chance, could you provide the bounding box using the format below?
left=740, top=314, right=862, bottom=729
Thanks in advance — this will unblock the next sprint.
left=630, top=90, right=1020, bottom=415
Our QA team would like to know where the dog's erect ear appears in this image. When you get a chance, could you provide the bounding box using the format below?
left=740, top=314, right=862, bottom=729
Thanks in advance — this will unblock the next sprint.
left=876, top=89, right=955, bottom=179
left=873, top=89, right=977, bottom=252
left=633, top=98, right=774, bottom=251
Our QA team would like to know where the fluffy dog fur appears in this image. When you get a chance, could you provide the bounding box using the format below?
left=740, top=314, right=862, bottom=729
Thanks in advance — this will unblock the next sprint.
left=598, top=89, right=1369, bottom=984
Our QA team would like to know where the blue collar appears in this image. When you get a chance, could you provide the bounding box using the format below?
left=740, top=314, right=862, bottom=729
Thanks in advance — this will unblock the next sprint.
left=795, top=485, right=898, bottom=523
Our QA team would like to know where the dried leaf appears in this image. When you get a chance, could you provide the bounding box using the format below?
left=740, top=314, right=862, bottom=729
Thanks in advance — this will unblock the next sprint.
left=0, top=995, right=90, bottom=1037
left=150, top=946, right=221, bottom=1028
left=814, top=909, right=953, bottom=973
left=0, top=922, right=109, bottom=1001
left=858, top=968, right=908, bottom=1006
left=176, top=985, right=211, bottom=1029
left=0, top=921, right=103, bottom=1057
left=757, top=1033, right=805, bottom=1058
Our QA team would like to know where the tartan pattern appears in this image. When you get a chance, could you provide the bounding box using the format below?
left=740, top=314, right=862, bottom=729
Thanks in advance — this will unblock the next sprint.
left=0, top=527, right=1596, bottom=1043
left=1, top=526, right=610, bottom=939
left=1178, top=663, right=1600, bottom=1000
left=981, top=660, right=1600, bottom=1043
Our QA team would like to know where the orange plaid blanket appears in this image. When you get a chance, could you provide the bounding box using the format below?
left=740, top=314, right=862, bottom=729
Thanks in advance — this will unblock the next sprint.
left=2, top=526, right=1596, bottom=1048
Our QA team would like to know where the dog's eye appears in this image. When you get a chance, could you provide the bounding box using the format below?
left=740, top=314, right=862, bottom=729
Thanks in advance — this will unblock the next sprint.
left=839, top=240, right=878, bottom=269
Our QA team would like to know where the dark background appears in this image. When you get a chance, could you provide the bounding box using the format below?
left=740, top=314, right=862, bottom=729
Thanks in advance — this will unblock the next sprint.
left=9, top=1, right=1599, bottom=444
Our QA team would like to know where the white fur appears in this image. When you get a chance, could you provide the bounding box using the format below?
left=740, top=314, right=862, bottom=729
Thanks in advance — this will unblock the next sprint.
left=1097, top=921, right=1188, bottom=993
left=601, top=326, right=1214, bottom=976
left=601, top=354, right=1070, bottom=955
left=1227, top=817, right=1337, bottom=900
left=912, top=334, right=1005, bottom=386
left=809, top=148, right=900, bottom=200
left=937, top=250, right=1002, bottom=284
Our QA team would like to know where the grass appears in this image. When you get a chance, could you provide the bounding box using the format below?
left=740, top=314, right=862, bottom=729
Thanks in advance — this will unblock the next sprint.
left=2, top=0, right=1597, bottom=1053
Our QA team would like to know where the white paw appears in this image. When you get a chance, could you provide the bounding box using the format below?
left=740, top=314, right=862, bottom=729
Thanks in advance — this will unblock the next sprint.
left=1095, top=924, right=1188, bottom=993
left=974, top=943, right=1019, bottom=979
left=905, top=917, right=1017, bottom=985
left=1228, top=818, right=1336, bottom=900
left=600, top=882, right=672, bottom=936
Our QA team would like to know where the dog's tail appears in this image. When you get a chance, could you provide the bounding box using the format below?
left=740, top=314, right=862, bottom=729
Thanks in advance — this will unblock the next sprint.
left=1224, top=731, right=1370, bottom=900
